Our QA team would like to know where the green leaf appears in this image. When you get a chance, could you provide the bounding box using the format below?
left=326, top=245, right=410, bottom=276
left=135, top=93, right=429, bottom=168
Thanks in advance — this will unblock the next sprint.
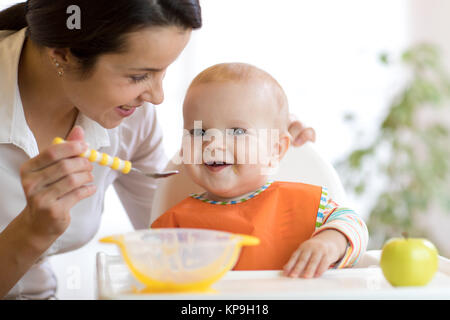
left=379, top=52, right=389, bottom=65
left=341, top=43, right=450, bottom=244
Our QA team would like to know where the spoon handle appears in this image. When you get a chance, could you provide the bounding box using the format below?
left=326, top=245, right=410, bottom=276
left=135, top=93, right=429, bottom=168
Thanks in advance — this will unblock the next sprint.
left=52, top=137, right=132, bottom=174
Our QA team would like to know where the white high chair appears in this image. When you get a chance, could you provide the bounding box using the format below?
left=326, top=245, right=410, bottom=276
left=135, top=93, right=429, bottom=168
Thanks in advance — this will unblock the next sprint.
left=149, top=141, right=348, bottom=225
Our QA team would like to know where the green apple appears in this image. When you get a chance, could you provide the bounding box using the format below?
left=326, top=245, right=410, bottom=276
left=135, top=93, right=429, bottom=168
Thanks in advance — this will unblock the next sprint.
left=380, top=233, right=439, bottom=287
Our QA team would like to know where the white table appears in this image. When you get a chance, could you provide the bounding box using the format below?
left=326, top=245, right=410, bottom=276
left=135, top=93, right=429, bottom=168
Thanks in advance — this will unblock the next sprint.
left=96, top=250, right=450, bottom=300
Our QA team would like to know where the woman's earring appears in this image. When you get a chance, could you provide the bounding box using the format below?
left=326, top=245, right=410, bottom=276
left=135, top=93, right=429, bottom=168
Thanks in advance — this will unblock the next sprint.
left=52, top=57, right=64, bottom=77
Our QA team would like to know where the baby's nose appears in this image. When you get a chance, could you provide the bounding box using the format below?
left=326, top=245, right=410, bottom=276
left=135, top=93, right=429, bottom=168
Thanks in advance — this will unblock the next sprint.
left=203, top=134, right=226, bottom=150
left=203, top=145, right=225, bottom=158
left=203, top=146, right=234, bottom=164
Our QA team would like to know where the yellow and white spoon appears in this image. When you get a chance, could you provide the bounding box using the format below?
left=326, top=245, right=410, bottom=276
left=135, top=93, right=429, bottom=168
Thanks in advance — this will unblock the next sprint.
left=52, top=137, right=179, bottom=179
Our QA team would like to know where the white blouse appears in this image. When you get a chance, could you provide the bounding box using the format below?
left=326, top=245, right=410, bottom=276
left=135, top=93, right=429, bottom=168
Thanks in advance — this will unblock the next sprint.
left=0, top=28, right=168, bottom=299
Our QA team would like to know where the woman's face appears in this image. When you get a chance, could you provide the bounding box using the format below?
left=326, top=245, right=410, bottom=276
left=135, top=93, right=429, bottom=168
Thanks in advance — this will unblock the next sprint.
left=61, top=26, right=191, bottom=129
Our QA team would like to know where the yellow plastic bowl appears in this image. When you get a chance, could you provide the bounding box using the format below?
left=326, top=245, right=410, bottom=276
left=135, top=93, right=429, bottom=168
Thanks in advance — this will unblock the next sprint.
left=100, top=228, right=259, bottom=293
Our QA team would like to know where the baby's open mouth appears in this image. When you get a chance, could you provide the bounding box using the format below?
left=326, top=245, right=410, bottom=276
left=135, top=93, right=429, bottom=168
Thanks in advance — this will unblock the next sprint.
left=204, top=161, right=231, bottom=167
left=204, top=161, right=232, bottom=172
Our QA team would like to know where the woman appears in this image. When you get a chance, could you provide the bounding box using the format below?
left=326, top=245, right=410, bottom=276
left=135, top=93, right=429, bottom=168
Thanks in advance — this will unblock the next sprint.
left=0, top=0, right=315, bottom=299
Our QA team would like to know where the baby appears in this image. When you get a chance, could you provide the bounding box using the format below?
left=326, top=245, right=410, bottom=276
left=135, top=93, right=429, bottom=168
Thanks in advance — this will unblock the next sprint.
left=151, top=63, right=368, bottom=278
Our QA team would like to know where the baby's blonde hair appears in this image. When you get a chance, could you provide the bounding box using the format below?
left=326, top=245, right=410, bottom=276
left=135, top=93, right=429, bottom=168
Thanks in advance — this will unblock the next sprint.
left=187, top=62, right=290, bottom=132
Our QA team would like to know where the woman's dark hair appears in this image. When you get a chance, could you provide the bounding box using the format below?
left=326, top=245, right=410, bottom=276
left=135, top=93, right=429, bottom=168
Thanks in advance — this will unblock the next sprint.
left=0, top=0, right=202, bottom=77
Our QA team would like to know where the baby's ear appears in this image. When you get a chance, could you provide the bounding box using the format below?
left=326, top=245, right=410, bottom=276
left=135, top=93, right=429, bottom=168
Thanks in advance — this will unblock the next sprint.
left=269, top=132, right=290, bottom=168
left=276, top=133, right=290, bottom=162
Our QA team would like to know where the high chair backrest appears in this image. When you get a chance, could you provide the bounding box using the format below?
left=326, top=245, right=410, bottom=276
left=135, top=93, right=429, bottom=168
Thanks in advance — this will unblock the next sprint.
left=149, top=141, right=347, bottom=225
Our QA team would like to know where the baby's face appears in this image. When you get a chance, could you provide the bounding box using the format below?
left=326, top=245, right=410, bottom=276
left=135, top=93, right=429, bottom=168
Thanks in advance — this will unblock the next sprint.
left=181, top=80, right=288, bottom=199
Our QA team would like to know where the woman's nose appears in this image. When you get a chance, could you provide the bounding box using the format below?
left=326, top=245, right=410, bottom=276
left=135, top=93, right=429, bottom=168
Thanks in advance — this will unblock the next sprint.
left=140, top=79, right=164, bottom=105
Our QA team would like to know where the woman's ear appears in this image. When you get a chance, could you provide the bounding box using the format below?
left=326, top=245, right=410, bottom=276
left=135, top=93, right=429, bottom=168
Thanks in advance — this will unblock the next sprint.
left=46, top=47, right=81, bottom=77
left=47, top=47, right=72, bottom=64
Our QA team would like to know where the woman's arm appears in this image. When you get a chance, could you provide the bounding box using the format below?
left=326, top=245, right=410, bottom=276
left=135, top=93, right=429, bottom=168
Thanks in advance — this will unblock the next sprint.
left=0, top=126, right=95, bottom=298
left=0, top=211, right=54, bottom=298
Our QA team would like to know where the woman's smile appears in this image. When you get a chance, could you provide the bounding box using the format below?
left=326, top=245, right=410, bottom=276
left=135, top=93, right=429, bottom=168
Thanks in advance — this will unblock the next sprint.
left=115, top=104, right=141, bottom=117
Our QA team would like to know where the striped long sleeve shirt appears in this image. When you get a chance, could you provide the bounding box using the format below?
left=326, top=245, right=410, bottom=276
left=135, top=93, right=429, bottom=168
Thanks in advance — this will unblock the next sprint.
left=312, top=189, right=369, bottom=268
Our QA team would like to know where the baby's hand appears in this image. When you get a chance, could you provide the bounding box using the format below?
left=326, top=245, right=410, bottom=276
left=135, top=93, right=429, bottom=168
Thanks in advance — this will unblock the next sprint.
left=282, top=230, right=347, bottom=278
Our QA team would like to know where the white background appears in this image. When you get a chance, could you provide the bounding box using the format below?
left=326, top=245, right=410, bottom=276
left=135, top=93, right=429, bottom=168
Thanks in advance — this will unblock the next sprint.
left=1, top=0, right=449, bottom=299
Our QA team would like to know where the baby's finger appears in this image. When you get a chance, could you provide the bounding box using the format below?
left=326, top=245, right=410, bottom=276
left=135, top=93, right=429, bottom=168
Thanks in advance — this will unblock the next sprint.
left=289, top=250, right=312, bottom=278
left=301, top=251, right=322, bottom=278
left=283, top=248, right=301, bottom=276
left=314, top=256, right=333, bottom=278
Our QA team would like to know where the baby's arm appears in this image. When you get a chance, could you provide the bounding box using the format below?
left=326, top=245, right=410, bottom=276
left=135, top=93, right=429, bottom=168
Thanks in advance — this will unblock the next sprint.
left=283, top=199, right=368, bottom=278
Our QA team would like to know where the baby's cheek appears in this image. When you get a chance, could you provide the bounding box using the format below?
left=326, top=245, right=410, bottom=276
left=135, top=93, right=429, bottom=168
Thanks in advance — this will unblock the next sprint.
left=234, top=164, right=264, bottom=180
left=181, top=136, right=203, bottom=164
left=233, top=135, right=260, bottom=165
left=232, top=136, right=246, bottom=164
left=257, top=137, right=273, bottom=166
left=184, top=164, right=202, bottom=183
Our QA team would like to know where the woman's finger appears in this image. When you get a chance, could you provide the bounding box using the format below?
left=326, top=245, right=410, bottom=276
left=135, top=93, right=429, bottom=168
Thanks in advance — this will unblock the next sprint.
left=22, top=140, right=88, bottom=173
left=58, top=183, right=97, bottom=210
left=38, top=157, right=93, bottom=191
left=66, top=125, right=85, bottom=142
left=287, top=117, right=316, bottom=147
left=287, top=119, right=303, bottom=144
left=45, top=171, right=94, bottom=201
left=21, top=156, right=93, bottom=198
left=294, top=127, right=316, bottom=146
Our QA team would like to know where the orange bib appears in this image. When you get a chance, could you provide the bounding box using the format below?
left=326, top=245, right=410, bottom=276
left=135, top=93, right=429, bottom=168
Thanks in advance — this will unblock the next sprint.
left=151, top=181, right=322, bottom=270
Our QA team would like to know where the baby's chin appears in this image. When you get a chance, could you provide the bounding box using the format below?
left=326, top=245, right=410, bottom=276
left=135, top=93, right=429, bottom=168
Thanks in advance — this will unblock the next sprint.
left=185, top=164, right=269, bottom=199
left=200, top=177, right=268, bottom=201
left=206, top=188, right=243, bottom=200
left=200, top=180, right=241, bottom=198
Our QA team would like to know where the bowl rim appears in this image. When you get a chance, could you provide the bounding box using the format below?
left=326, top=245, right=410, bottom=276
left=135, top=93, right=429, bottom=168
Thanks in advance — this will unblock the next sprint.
left=122, top=228, right=241, bottom=246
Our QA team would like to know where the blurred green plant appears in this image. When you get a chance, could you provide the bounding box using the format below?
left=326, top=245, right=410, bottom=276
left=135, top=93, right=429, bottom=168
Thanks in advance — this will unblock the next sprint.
left=336, top=44, right=450, bottom=249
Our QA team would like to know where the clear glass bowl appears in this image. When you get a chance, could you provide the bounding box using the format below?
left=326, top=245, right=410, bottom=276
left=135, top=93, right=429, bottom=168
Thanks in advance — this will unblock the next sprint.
left=100, top=228, right=259, bottom=293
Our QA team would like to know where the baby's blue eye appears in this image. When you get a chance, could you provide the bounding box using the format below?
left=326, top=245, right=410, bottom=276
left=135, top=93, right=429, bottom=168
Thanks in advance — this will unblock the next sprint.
left=189, top=128, right=205, bottom=136
left=229, top=128, right=246, bottom=135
